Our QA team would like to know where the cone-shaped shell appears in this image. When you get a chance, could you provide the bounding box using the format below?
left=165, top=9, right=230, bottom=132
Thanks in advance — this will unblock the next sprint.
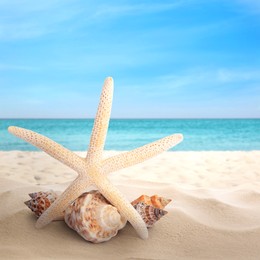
left=24, top=190, right=60, bottom=217
left=133, top=202, right=168, bottom=228
left=131, top=194, right=171, bottom=209
left=64, top=190, right=127, bottom=243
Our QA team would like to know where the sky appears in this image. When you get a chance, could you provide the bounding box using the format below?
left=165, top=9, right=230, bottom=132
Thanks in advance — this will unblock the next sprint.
left=0, top=0, right=259, bottom=118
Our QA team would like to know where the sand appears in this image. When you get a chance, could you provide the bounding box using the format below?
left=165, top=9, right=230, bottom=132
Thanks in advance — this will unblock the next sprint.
left=0, top=151, right=260, bottom=259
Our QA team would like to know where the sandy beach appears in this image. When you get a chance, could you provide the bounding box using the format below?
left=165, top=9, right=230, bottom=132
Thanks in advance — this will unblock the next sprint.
left=0, top=150, right=260, bottom=259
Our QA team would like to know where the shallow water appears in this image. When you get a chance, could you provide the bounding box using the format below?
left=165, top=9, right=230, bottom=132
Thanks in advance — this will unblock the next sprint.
left=0, top=119, right=259, bottom=151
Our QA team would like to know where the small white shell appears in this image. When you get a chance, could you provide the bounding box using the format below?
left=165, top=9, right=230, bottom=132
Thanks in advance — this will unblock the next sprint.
left=64, top=190, right=127, bottom=243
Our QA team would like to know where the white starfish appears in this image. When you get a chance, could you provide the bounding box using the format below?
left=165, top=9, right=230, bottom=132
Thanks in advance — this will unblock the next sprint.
left=8, top=77, right=183, bottom=239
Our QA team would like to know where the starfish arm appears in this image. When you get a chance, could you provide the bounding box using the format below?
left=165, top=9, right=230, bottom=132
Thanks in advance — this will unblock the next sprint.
left=8, top=126, right=86, bottom=174
left=102, top=133, right=183, bottom=173
left=91, top=170, right=148, bottom=239
left=86, top=77, right=114, bottom=163
left=36, top=177, right=92, bottom=228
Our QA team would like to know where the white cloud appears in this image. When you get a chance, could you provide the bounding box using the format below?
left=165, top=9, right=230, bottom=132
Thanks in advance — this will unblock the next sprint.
left=0, top=0, right=82, bottom=40
left=236, top=0, right=260, bottom=14
left=217, top=69, right=260, bottom=82
left=0, top=63, right=37, bottom=71
left=90, top=1, right=185, bottom=19
left=123, top=67, right=260, bottom=99
left=0, top=0, right=194, bottom=40
left=168, top=68, right=260, bottom=86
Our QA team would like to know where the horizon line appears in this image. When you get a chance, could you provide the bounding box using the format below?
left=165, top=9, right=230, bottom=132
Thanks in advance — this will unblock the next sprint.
left=1, top=117, right=259, bottom=120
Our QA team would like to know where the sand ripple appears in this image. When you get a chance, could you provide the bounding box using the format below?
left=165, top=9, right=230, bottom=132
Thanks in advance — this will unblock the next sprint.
left=0, top=178, right=259, bottom=259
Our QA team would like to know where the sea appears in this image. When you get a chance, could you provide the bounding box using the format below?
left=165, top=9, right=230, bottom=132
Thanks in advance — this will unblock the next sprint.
left=0, top=119, right=259, bottom=151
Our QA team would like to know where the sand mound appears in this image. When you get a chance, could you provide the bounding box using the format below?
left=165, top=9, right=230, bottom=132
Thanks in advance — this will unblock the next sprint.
left=1, top=177, right=259, bottom=260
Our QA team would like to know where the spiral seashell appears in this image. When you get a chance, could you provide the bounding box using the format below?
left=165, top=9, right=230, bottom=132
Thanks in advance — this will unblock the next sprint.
left=64, top=190, right=127, bottom=243
left=24, top=190, right=60, bottom=217
left=133, top=202, right=168, bottom=228
left=25, top=190, right=171, bottom=241
left=131, top=194, right=172, bottom=209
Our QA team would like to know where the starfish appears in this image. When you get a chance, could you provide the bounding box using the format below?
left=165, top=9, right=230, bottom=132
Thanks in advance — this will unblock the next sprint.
left=8, top=77, right=183, bottom=240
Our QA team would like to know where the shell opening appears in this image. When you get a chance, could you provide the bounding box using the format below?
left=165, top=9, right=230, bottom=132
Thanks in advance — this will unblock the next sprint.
left=99, top=205, right=122, bottom=229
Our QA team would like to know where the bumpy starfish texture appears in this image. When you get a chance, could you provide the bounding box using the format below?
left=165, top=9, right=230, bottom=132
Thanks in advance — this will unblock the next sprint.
left=8, top=77, right=183, bottom=240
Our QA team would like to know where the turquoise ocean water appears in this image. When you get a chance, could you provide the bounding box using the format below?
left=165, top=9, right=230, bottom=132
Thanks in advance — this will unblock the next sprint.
left=0, top=119, right=259, bottom=151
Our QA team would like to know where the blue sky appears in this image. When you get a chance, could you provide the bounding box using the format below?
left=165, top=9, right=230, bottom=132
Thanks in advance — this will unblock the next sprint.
left=0, top=0, right=259, bottom=118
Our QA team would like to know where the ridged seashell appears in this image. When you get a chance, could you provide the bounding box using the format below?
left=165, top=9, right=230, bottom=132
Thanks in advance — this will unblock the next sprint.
left=132, top=202, right=168, bottom=228
left=24, top=190, right=60, bottom=217
left=131, top=194, right=172, bottom=209
left=64, top=190, right=127, bottom=243
left=25, top=190, right=171, bottom=241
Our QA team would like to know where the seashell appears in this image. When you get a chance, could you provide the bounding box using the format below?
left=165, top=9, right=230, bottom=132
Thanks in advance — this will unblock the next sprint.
left=132, top=202, right=168, bottom=228
left=25, top=190, right=171, bottom=241
left=24, top=190, right=60, bottom=217
left=131, top=194, right=172, bottom=209
left=64, top=190, right=127, bottom=243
